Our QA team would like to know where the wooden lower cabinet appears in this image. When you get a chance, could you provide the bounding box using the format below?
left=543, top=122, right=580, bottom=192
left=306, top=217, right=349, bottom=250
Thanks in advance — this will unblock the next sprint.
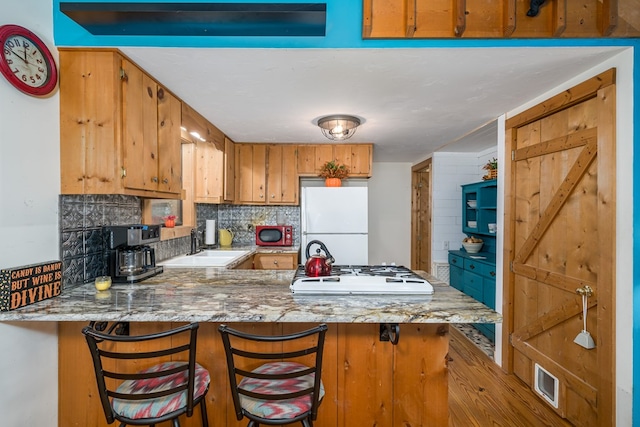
left=253, top=253, right=298, bottom=270
left=59, top=321, right=449, bottom=427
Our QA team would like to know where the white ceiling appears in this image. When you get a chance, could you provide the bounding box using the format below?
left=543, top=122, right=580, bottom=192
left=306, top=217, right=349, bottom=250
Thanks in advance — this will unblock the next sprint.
left=120, top=46, right=624, bottom=162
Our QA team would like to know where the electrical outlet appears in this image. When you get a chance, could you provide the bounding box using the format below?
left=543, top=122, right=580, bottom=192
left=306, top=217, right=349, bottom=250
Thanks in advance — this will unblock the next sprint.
left=443, top=241, right=449, bottom=250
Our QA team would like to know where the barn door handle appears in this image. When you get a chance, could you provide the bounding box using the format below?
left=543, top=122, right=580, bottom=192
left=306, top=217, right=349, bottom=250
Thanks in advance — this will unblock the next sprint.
left=575, top=285, right=593, bottom=297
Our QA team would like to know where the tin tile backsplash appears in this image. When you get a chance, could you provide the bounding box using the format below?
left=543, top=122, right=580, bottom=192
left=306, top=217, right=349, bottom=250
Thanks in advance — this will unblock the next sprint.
left=59, top=195, right=142, bottom=288
left=59, top=196, right=300, bottom=289
left=216, top=205, right=300, bottom=246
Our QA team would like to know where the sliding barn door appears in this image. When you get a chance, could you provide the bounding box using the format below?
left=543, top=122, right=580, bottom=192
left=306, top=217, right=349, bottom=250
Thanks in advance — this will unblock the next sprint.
left=504, top=70, right=616, bottom=426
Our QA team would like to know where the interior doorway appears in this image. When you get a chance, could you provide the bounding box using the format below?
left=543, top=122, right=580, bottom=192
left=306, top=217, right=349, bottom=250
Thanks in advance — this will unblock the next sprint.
left=411, top=158, right=432, bottom=272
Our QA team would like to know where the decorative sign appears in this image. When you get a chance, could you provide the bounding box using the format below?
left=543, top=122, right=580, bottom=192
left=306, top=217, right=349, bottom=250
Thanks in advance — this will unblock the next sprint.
left=0, top=261, right=62, bottom=311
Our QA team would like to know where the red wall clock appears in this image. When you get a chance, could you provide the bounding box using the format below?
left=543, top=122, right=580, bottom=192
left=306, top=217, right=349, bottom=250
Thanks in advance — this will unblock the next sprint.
left=0, top=24, right=58, bottom=96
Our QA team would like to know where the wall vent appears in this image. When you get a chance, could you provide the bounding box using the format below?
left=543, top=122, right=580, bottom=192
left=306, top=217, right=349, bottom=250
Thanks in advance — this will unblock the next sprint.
left=534, top=363, right=559, bottom=408
left=432, top=262, right=450, bottom=284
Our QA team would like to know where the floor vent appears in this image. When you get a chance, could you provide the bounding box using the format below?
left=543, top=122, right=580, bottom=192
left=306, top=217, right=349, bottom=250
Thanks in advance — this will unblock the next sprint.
left=432, top=262, right=450, bottom=284
left=534, top=363, right=559, bottom=408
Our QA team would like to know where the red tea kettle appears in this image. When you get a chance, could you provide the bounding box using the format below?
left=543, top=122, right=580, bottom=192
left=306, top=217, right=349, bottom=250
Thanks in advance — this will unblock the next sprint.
left=305, top=240, right=335, bottom=277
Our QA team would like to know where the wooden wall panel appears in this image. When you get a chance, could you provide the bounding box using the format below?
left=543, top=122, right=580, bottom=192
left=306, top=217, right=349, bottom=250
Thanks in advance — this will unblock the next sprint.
left=61, top=321, right=449, bottom=426
left=364, top=0, right=640, bottom=38
left=336, top=323, right=394, bottom=426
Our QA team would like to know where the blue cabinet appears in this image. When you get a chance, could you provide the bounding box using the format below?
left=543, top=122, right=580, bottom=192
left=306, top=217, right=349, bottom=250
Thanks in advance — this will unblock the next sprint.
left=449, top=179, right=498, bottom=343
left=461, top=180, right=497, bottom=252
left=448, top=251, right=496, bottom=342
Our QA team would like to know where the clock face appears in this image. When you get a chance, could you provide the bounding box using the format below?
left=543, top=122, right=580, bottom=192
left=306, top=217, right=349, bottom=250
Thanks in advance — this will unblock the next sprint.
left=0, top=25, right=57, bottom=96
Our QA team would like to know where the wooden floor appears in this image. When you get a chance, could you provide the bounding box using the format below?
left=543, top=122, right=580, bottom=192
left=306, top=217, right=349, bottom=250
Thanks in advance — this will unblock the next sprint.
left=448, top=327, right=574, bottom=427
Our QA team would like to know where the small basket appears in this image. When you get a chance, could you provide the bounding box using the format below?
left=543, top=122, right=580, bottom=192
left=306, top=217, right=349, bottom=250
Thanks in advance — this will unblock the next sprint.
left=484, top=169, right=497, bottom=181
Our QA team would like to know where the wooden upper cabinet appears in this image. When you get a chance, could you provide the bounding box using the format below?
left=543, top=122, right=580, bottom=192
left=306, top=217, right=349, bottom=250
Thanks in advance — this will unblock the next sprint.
left=183, top=102, right=226, bottom=203
left=267, top=145, right=298, bottom=204
left=235, top=144, right=298, bottom=205
left=235, top=143, right=266, bottom=203
left=122, top=60, right=182, bottom=194
left=193, top=139, right=224, bottom=203
left=297, top=144, right=373, bottom=178
left=224, top=137, right=236, bottom=203
left=335, top=144, right=372, bottom=177
left=60, top=49, right=182, bottom=198
left=363, top=0, right=640, bottom=39
left=297, top=144, right=317, bottom=175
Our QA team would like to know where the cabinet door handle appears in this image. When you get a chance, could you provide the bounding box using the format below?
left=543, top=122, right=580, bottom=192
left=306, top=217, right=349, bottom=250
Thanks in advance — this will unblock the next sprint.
left=162, top=178, right=169, bottom=184
left=469, top=265, right=475, bottom=270
left=151, top=176, right=158, bottom=183
left=273, top=260, right=278, bottom=265
left=490, top=271, right=496, bottom=277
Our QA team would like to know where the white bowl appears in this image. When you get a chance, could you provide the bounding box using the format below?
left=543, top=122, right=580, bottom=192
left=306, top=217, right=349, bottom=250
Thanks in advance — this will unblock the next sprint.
left=467, top=200, right=477, bottom=208
left=462, top=241, right=483, bottom=253
left=467, top=221, right=477, bottom=228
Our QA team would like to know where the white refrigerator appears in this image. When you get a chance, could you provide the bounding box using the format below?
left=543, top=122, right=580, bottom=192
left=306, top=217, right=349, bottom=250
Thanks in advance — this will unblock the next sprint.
left=301, top=186, right=368, bottom=265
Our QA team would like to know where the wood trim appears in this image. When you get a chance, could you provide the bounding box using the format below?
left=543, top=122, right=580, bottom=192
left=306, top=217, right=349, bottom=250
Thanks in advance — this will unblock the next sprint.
left=595, top=83, right=616, bottom=427
left=512, top=262, right=596, bottom=294
left=505, top=69, right=616, bottom=130
left=406, top=0, right=416, bottom=37
left=552, top=0, right=567, bottom=37
left=453, top=0, right=466, bottom=37
left=501, top=126, right=516, bottom=372
left=512, top=140, right=598, bottom=265
left=599, top=0, right=618, bottom=36
left=511, top=296, right=597, bottom=343
left=363, top=0, right=373, bottom=38
left=503, top=0, right=516, bottom=37
left=513, top=128, right=596, bottom=161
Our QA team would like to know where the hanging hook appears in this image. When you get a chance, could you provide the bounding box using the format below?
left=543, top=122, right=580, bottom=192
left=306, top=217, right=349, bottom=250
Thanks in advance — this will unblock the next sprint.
left=574, top=286, right=596, bottom=349
left=575, top=285, right=594, bottom=297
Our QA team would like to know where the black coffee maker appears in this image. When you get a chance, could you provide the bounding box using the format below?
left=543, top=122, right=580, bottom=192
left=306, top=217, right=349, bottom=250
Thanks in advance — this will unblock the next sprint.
left=104, top=224, right=163, bottom=283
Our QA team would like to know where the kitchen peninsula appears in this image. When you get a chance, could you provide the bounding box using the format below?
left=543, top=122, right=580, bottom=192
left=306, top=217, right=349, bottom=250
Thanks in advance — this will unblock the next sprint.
left=1, top=266, right=500, bottom=427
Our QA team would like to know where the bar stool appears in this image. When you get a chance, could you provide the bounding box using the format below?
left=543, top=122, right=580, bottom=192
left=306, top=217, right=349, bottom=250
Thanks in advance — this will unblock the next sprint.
left=82, top=322, right=210, bottom=427
left=218, top=323, right=328, bottom=427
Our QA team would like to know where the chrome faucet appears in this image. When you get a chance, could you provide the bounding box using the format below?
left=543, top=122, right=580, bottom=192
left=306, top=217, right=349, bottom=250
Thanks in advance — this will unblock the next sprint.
left=189, top=228, right=200, bottom=255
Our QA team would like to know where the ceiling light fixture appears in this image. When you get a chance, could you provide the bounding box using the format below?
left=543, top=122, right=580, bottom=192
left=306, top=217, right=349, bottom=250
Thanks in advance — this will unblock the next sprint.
left=317, top=115, right=361, bottom=141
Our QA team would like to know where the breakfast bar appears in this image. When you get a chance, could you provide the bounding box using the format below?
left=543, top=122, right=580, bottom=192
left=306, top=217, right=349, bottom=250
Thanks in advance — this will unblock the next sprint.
left=1, top=267, right=500, bottom=427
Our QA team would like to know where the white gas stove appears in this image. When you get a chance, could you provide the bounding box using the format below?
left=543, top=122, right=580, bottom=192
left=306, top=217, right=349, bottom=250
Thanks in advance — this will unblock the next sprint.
left=290, top=265, right=434, bottom=295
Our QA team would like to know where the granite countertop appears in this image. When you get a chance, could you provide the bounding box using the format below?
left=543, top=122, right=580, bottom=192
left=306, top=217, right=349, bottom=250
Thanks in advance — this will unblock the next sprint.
left=0, top=262, right=502, bottom=324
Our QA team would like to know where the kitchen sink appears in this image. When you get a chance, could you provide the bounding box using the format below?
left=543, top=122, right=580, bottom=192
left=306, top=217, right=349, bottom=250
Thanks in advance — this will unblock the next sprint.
left=160, top=249, right=251, bottom=268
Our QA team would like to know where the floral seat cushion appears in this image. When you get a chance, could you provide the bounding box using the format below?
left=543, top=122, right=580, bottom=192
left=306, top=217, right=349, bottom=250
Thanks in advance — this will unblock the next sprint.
left=238, top=361, right=324, bottom=420
left=112, top=361, right=210, bottom=420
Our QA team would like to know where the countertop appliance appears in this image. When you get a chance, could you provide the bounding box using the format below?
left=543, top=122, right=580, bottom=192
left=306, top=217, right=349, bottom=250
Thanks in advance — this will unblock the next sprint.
left=301, top=186, right=368, bottom=265
left=256, top=225, right=293, bottom=246
left=290, top=265, right=434, bottom=295
left=104, top=224, right=163, bottom=283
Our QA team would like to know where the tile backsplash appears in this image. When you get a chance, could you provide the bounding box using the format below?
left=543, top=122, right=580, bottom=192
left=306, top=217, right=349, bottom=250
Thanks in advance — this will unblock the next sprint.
left=215, top=205, right=300, bottom=246
left=59, top=195, right=301, bottom=289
